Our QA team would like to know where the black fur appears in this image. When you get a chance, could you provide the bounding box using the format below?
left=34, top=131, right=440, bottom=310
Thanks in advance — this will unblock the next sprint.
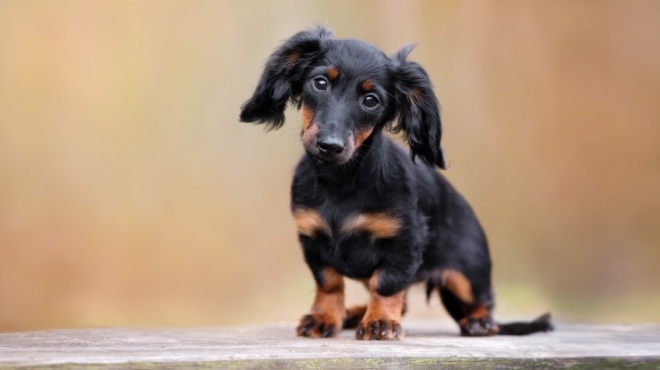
left=240, top=26, right=552, bottom=339
left=240, top=27, right=334, bottom=130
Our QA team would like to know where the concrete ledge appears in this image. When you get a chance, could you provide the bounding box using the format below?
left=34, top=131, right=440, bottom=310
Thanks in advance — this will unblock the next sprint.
left=1, top=319, right=659, bottom=369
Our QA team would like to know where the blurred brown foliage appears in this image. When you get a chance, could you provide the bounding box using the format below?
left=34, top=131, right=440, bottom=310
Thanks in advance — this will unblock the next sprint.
left=1, top=1, right=659, bottom=332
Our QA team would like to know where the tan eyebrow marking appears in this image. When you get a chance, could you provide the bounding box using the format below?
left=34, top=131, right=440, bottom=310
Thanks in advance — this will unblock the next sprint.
left=362, top=79, right=374, bottom=91
left=327, top=67, right=339, bottom=80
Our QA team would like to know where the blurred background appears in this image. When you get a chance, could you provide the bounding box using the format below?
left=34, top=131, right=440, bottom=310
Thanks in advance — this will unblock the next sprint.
left=1, top=0, right=659, bottom=332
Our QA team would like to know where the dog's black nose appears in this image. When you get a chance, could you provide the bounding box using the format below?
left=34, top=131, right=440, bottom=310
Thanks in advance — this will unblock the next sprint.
left=317, top=138, right=344, bottom=154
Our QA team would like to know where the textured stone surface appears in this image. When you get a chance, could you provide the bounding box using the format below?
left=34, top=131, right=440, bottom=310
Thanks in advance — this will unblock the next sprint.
left=0, top=319, right=659, bottom=369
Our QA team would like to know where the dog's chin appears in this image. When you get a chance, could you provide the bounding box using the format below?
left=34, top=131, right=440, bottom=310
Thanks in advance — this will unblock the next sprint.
left=305, top=149, right=352, bottom=166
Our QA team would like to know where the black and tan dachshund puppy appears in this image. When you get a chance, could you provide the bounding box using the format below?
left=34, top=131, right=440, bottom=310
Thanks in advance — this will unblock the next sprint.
left=240, top=26, right=552, bottom=340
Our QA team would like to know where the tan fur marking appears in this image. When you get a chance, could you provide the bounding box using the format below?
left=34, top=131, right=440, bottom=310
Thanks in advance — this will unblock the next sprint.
left=327, top=67, right=339, bottom=80
left=293, top=208, right=330, bottom=237
left=366, top=272, right=405, bottom=320
left=285, top=50, right=302, bottom=68
left=301, top=104, right=313, bottom=131
left=298, top=268, right=346, bottom=337
left=362, top=79, right=374, bottom=91
left=353, top=125, right=376, bottom=149
left=441, top=269, right=474, bottom=304
left=357, top=271, right=406, bottom=339
left=367, top=271, right=380, bottom=292
left=342, top=211, right=401, bottom=239
left=363, top=290, right=405, bottom=321
left=468, top=305, right=490, bottom=319
left=458, top=304, right=498, bottom=336
left=319, top=267, right=344, bottom=293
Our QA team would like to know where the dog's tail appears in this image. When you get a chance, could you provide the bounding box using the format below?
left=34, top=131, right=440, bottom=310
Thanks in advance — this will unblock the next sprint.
left=496, top=312, right=554, bottom=335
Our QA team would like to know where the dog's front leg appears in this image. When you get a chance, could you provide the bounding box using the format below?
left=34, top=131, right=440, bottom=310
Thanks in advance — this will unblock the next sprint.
left=296, top=267, right=346, bottom=338
left=356, top=271, right=407, bottom=340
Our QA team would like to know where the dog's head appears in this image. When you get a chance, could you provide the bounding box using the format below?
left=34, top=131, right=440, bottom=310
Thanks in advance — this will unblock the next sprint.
left=240, top=26, right=445, bottom=169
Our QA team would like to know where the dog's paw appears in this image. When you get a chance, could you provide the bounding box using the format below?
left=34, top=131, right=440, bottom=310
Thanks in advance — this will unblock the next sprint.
left=459, top=315, right=499, bottom=336
left=296, top=314, right=341, bottom=338
left=356, top=319, right=403, bottom=340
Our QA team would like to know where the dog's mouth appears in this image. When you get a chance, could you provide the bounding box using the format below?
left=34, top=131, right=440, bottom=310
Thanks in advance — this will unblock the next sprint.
left=306, top=146, right=352, bottom=165
left=303, top=137, right=356, bottom=165
left=302, top=127, right=356, bottom=165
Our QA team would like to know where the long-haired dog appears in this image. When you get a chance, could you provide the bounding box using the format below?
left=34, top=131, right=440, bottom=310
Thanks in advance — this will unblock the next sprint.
left=240, top=26, right=552, bottom=340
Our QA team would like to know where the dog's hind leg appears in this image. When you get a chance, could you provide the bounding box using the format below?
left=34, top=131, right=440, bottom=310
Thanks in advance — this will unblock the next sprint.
left=428, top=268, right=498, bottom=336
left=432, top=268, right=552, bottom=336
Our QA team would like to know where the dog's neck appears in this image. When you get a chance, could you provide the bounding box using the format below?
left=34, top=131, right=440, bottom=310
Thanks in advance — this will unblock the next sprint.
left=309, top=130, right=386, bottom=192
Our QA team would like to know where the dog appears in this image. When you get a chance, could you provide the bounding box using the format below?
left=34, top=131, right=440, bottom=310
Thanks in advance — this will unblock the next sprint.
left=239, top=26, right=552, bottom=340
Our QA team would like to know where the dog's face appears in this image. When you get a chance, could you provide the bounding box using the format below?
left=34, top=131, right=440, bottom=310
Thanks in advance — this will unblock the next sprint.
left=240, top=27, right=446, bottom=169
left=300, top=41, right=392, bottom=165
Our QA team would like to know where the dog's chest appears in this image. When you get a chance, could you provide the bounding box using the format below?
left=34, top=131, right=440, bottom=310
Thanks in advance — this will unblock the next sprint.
left=292, top=207, right=400, bottom=242
left=292, top=206, right=401, bottom=276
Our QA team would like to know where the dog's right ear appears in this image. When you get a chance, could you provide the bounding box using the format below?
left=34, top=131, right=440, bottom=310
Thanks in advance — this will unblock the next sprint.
left=240, top=26, right=333, bottom=130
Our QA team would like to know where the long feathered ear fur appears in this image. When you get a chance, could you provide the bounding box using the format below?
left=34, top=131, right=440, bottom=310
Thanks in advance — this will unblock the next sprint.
left=389, top=44, right=446, bottom=169
left=239, top=26, right=334, bottom=130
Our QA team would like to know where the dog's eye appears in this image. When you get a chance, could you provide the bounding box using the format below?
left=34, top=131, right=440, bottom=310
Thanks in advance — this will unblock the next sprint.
left=313, top=78, right=328, bottom=91
left=362, top=95, right=380, bottom=108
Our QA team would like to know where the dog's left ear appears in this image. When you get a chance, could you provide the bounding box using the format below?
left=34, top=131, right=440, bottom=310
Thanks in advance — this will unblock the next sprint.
left=389, top=44, right=446, bottom=169
left=240, top=26, right=334, bottom=130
